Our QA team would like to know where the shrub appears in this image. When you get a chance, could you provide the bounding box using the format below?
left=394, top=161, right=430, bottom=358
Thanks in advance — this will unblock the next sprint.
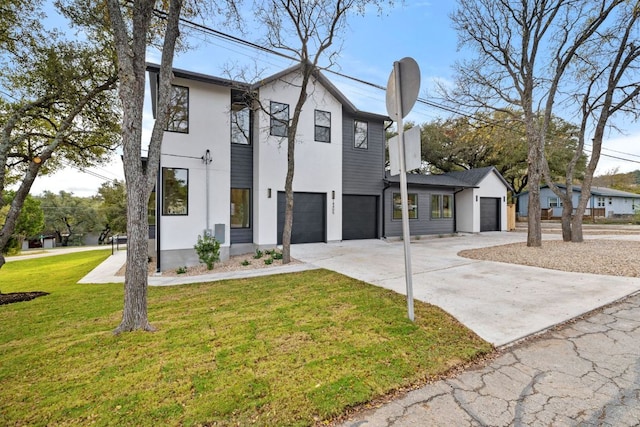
left=176, top=266, right=187, bottom=274
left=264, top=257, right=273, bottom=265
left=253, top=249, right=263, bottom=259
left=272, top=251, right=283, bottom=260
left=194, top=234, right=220, bottom=270
left=241, top=259, right=250, bottom=266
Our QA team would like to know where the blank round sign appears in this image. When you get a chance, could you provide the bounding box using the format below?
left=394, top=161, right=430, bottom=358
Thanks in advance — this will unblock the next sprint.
left=386, top=57, right=421, bottom=121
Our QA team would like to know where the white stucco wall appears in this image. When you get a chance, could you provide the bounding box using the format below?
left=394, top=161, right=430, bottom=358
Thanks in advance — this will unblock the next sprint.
left=254, top=71, right=343, bottom=246
left=158, top=78, right=231, bottom=259
left=455, top=190, right=474, bottom=233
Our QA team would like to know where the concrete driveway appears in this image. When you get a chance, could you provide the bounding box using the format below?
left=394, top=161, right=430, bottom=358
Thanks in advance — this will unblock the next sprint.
left=291, top=232, right=640, bottom=347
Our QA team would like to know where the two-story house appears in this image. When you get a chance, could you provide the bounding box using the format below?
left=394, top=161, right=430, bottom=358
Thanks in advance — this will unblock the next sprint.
left=147, top=63, right=511, bottom=271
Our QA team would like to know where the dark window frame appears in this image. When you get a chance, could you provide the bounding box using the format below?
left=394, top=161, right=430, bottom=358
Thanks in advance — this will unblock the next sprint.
left=314, top=109, right=331, bottom=143
left=392, top=192, right=418, bottom=220
left=431, top=194, right=453, bottom=219
left=165, top=85, right=189, bottom=134
left=270, top=101, right=289, bottom=137
left=230, top=188, right=251, bottom=229
left=354, top=120, right=368, bottom=149
left=162, top=167, right=189, bottom=216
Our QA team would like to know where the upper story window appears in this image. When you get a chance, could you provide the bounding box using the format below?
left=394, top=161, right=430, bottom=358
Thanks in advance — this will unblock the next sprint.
left=162, top=167, right=189, bottom=215
left=270, top=101, right=289, bottom=137
left=431, top=194, right=453, bottom=219
left=166, top=85, right=189, bottom=133
left=393, top=192, right=418, bottom=220
left=231, top=106, right=251, bottom=145
left=314, top=110, right=331, bottom=143
left=354, top=120, right=368, bottom=149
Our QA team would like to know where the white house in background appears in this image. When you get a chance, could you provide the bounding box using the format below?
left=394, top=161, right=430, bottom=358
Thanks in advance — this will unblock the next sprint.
left=146, top=64, right=512, bottom=271
left=517, top=184, right=640, bottom=218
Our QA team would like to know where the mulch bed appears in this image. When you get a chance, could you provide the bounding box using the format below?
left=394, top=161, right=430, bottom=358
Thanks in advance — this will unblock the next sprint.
left=0, top=292, right=49, bottom=305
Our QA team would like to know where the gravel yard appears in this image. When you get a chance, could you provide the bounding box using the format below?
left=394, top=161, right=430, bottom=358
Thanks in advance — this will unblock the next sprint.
left=459, top=239, right=640, bottom=277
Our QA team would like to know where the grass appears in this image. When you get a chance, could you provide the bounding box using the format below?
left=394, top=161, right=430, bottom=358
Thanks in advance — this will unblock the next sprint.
left=0, top=250, right=493, bottom=426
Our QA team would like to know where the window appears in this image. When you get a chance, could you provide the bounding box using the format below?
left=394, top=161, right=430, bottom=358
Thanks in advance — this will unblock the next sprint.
left=231, top=106, right=251, bottom=145
left=270, top=101, right=289, bottom=137
left=314, top=110, right=331, bottom=142
left=548, top=197, right=563, bottom=208
left=354, top=120, right=368, bottom=149
left=162, top=168, right=188, bottom=215
left=392, top=192, right=418, bottom=219
left=597, top=197, right=605, bottom=207
left=166, top=85, right=189, bottom=133
left=230, top=188, right=251, bottom=228
left=431, top=194, right=453, bottom=219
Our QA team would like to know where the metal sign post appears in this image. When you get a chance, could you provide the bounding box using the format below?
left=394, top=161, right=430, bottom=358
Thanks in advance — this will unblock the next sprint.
left=386, top=57, right=421, bottom=322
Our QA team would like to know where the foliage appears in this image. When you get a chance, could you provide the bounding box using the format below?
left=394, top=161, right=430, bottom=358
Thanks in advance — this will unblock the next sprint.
left=240, top=259, right=250, bottom=266
left=36, top=191, right=100, bottom=246
left=176, top=266, right=187, bottom=274
left=194, top=234, right=220, bottom=270
left=0, top=192, right=44, bottom=255
left=253, top=249, right=263, bottom=259
left=94, top=179, right=127, bottom=243
left=0, top=0, right=119, bottom=267
left=593, top=169, right=640, bottom=194
left=0, top=252, right=492, bottom=426
left=421, top=112, right=586, bottom=195
left=264, top=257, right=273, bottom=265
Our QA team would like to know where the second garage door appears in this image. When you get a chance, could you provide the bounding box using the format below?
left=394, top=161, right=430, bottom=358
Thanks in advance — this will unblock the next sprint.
left=342, top=195, right=378, bottom=240
left=480, top=197, right=500, bottom=232
left=277, top=192, right=326, bottom=244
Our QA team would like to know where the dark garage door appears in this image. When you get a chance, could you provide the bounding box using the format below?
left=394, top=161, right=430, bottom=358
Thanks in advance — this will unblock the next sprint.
left=277, top=192, right=326, bottom=244
left=343, top=195, right=378, bottom=240
left=480, top=197, right=500, bottom=232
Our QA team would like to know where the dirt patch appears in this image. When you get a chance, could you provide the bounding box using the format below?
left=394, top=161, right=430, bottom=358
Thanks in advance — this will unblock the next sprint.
left=459, top=239, right=640, bottom=277
left=117, top=253, right=301, bottom=277
left=0, top=291, right=49, bottom=305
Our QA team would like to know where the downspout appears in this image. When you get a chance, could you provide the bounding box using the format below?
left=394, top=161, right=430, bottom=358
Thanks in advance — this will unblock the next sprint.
left=156, top=161, right=162, bottom=273
left=202, top=149, right=212, bottom=234
left=382, top=180, right=391, bottom=238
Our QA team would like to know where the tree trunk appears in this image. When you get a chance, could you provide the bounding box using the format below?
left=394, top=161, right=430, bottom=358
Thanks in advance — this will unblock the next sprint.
left=115, top=176, right=154, bottom=333
left=526, top=129, right=542, bottom=247
left=560, top=201, right=572, bottom=241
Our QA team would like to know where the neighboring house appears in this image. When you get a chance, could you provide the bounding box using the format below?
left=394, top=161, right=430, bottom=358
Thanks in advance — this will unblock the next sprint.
left=517, top=184, right=640, bottom=218
left=146, top=64, right=511, bottom=271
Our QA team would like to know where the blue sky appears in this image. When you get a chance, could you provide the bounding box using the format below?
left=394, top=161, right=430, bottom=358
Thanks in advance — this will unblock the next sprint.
left=28, top=1, right=640, bottom=197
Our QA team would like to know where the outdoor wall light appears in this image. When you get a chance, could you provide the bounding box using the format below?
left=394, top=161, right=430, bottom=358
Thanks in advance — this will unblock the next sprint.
left=503, top=196, right=506, bottom=202
left=332, top=190, right=335, bottom=199
left=267, top=188, right=272, bottom=198
left=475, top=195, right=478, bottom=202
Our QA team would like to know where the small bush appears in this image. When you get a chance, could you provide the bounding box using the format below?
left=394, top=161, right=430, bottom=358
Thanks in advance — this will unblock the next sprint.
left=253, top=249, right=263, bottom=259
left=176, top=266, right=187, bottom=274
left=272, top=251, right=283, bottom=260
left=264, top=257, right=273, bottom=265
left=194, top=234, right=220, bottom=270
left=241, top=259, right=250, bottom=266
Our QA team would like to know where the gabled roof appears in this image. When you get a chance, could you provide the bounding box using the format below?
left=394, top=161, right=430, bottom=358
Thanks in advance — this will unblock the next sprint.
left=518, top=184, right=640, bottom=198
left=385, top=172, right=475, bottom=189
left=252, top=62, right=389, bottom=121
left=146, top=62, right=389, bottom=122
left=444, top=166, right=514, bottom=192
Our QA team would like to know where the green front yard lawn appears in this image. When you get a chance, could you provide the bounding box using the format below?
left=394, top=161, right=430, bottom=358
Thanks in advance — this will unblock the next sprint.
left=0, top=250, right=492, bottom=426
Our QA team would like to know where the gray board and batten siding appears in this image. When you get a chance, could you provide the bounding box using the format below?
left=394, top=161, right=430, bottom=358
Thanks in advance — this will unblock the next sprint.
left=341, top=112, right=386, bottom=240
left=230, top=142, right=253, bottom=244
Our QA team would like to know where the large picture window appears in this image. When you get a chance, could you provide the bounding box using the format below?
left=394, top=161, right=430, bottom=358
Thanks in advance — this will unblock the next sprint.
left=162, top=168, right=188, bottom=215
left=231, top=106, right=251, bottom=145
left=166, top=85, right=189, bottom=133
left=270, top=101, right=289, bottom=137
left=392, top=192, right=418, bottom=220
left=431, top=194, right=453, bottom=219
left=354, top=120, right=368, bottom=149
left=230, top=188, right=251, bottom=228
left=314, top=110, right=331, bottom=142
